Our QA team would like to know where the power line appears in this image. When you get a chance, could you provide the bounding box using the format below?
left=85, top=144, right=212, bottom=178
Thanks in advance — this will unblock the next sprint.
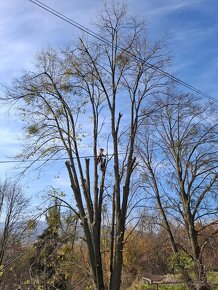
left=28, top=0, right=218, bottom=102
left=0, top=157, right=67, bottom=164
left=0, top=152, right=128, bottom=164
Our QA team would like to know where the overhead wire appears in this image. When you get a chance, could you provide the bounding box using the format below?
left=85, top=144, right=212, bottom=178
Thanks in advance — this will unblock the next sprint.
left=0, top=152, right=129, bottom=164
left=28, top=0, right=218, bottom=102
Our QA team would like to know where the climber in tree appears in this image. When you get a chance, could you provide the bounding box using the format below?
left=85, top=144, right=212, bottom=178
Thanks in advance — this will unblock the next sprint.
left=97, top=148, right=106, bottom=171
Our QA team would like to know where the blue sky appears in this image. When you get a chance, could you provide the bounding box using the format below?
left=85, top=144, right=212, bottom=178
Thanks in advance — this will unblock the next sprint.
left=0, top=0, right=218, bottom=204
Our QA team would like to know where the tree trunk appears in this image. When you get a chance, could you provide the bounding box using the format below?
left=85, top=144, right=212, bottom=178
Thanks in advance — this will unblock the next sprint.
left=110, top=224, right=125, bottom=290
left=187, top=217, right=210, bottom=290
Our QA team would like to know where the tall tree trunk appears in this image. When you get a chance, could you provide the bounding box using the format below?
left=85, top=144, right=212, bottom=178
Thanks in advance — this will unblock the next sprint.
left=188, top=224, right=210, bottom=290
left=110, top=222, right=125, bottom=290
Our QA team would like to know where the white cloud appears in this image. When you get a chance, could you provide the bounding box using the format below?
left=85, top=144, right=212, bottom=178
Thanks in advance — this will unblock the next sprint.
left=0, top=127, right=21, bottom=146
left=130, top=0, right=205, bottom=18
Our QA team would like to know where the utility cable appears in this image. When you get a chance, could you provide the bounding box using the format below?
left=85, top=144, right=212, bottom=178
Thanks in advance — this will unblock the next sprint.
left=28, top=0, right=218, bottom=102
left=0, top=152, right=129, bottom=164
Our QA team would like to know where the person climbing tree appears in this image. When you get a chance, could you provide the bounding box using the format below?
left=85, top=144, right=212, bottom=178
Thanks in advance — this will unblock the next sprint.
left=97, top=148, right=106, bottom=171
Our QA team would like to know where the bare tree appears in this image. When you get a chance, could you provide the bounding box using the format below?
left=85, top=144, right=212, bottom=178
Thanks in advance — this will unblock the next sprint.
left=137, top=93, right=218, bottom=290
left=0, top=180, right=29, bottom=267
left=4, top=2, right=169, bottom=289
